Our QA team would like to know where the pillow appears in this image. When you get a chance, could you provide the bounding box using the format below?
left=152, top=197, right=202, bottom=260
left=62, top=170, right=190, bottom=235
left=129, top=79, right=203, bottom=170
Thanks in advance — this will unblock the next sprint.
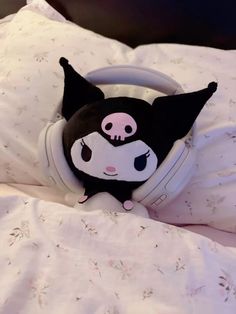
left=0, top=0, right=131, bottom=184
left=0, top=0, right=235, bottom=232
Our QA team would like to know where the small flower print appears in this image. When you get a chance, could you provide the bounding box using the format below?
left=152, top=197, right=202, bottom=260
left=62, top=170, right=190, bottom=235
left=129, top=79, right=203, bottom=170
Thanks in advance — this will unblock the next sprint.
left=162, top=224, right=171, bottom=234
left=103, top=209, right=120, bottom=224
left=175, top=258, right=186, bottom=272
left=34, top=52, right=49, bottom=63
left=90, top=259, right=102, bottom=278
left=108, top=260, right=133, bottom=280
left=185, top=200, right=193, bottom=216
left=153, top=264, right=164, bottom=275
left=186, top=285, right=205, bottom=297
left=143, top=288, right=154, bottom=300
left=226, top=130, right=236, bottom=143
left=81, top=219, right=98, bottom=235
left=39, top=213, right=46, bottom=223
left=137, top=225, right=149, bottom=237
left=9, top=220, right=30, bottom=246
left=206, top=195, right=226, bottom=214
left=31, top=282, right=49, bottom=308
left=219, top=270, right=236, bottom=302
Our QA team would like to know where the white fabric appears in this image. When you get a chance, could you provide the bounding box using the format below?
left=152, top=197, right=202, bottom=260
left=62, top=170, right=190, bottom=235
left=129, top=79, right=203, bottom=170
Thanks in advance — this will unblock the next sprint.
left=0, top=183, right=236, bottom=313
left=3, top=183, right=236, bottom=247
left=0, top=0, right=235, bottom=232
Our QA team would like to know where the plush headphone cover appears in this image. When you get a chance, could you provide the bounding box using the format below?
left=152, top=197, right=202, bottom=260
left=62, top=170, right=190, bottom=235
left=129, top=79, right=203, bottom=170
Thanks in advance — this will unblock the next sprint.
left=38, top=57, right=217, bottom=211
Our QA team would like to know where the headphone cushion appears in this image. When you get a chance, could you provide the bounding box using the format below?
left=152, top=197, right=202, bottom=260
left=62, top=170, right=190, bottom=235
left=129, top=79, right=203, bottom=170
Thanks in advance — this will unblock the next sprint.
left=133, top=139, right=196, bottom=209
left=38, top=119, right=83, bottom=193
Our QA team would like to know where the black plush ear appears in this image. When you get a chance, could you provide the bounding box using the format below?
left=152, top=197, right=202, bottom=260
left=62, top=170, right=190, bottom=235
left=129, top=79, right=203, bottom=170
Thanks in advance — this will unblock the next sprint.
left=59, top=57, right=104, bottom=120
left=152, top=82, right=217, bottom=142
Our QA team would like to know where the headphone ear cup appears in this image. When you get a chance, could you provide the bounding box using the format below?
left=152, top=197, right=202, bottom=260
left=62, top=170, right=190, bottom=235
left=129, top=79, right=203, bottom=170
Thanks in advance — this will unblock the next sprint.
left=38, top=119, right=83, bottom=194
left=132, top=139, right=196, bottom=210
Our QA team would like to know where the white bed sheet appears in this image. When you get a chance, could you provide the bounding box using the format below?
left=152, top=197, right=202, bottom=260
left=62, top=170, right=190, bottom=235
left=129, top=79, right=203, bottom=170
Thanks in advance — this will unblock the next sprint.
left=1, top=183, right=236, bottom=313
left=2, top=183, right=236, bottom=248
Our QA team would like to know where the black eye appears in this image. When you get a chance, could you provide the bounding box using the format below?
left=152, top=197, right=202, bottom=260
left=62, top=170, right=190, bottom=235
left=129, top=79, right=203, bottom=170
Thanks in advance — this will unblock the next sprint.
left=125, top=125, right=133, bottom=134
left=81, top=140, right=92, bottom=162
left=105, top=122, right=112, bottom=130
left=134, top=151, right=150, bottom=171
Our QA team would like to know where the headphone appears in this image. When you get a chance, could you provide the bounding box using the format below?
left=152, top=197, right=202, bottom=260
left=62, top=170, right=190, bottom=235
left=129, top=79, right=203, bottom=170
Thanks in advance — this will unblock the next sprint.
left=38, top=65, right=196, bottom=210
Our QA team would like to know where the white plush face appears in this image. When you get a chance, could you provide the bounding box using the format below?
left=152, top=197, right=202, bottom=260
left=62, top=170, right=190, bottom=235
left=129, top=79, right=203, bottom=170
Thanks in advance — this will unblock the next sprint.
left=70, top=132, right=158, bottom=182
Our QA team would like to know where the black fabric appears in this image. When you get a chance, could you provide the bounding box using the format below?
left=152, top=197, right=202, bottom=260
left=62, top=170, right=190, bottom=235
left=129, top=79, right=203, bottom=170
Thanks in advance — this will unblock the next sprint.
left=0, top=0, right=235, bottom=49
left=59, top=57, right=104, bottom=120
left=152, top=82, right=218, bottom=145
left=47, top=0, right=236, bottom=49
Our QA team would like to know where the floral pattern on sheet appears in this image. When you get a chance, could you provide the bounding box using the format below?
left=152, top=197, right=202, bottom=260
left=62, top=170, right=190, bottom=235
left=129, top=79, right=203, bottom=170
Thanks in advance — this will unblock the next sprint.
left=1, top=195, right=236, bottom=313
left=8, top=220, right=30, bottom=246
left=219, top=270, right=236, bottom=303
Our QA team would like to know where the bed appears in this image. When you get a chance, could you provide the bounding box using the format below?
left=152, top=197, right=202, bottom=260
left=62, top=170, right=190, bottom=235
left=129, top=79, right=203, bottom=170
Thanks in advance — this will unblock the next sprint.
left=0, top=0, right=236, bottom=313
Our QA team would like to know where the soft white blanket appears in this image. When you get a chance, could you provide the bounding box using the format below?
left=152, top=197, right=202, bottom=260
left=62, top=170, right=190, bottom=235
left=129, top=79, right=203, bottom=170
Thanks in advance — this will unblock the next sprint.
left=0, top=184, right=236, bottom=313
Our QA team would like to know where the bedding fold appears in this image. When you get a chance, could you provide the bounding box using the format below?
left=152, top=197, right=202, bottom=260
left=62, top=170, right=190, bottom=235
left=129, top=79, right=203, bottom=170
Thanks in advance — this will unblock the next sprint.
left=0, top=191, right=236, bottom=313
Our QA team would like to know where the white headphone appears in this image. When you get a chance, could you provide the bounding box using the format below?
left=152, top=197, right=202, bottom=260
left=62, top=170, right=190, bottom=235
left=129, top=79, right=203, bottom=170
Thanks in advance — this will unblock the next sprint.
left=38, top=65, right=196, bottom=210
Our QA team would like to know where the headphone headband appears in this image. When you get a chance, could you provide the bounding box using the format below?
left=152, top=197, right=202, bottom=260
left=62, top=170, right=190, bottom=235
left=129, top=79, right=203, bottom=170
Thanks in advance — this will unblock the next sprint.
left=85, top=65, right=184, bottom=95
